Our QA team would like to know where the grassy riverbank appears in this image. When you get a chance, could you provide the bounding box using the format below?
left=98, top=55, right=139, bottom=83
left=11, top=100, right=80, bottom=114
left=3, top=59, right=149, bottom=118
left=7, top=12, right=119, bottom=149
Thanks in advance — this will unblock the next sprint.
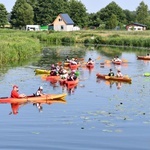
left=0, top=29, right=41, bottom=64
left=1, top=29, right=150, bottom=64
left=32, top=30, right=150, bottom=48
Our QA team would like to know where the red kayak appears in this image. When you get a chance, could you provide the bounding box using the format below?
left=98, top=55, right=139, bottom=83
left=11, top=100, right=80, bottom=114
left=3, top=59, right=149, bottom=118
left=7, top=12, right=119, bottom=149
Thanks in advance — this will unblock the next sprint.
left=65, top=78, right=79, bottom=86
left=59, top=78, right=67, bottom=85
left=46, top=75, right=60, bottom=81
left=86, top=63, right=94, bottom=69
left=69, top=63, right=80, bottom=70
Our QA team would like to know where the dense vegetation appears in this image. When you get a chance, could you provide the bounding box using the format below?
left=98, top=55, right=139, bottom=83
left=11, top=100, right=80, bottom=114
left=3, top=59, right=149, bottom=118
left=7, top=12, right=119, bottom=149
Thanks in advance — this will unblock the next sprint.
left=0, top=29, right=41, bottom=64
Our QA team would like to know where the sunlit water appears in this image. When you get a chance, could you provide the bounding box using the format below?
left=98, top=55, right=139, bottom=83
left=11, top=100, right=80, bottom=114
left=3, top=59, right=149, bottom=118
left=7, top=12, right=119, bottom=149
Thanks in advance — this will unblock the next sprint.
left=0, top=47, right=150, bottom=150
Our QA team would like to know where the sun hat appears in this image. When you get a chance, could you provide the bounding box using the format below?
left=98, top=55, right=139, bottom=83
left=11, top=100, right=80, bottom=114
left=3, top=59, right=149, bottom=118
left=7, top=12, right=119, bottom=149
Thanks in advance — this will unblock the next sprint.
left=13, top=85, right=18, bottom=88
left=39, top=86, right=43, bottom=90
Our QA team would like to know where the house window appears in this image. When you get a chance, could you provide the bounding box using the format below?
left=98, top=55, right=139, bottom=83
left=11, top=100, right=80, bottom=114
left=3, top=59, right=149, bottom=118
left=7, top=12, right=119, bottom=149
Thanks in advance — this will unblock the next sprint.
left=59, top=18, right=62, bottom=21
left=61, top=25, right=64, bottom=30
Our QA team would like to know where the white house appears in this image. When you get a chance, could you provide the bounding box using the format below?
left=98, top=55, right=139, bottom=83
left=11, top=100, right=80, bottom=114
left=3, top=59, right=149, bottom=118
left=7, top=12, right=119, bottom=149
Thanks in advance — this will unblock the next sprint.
left=49, top=13, right=80, bottom=31
left=126, top=23, right=147, bottom=31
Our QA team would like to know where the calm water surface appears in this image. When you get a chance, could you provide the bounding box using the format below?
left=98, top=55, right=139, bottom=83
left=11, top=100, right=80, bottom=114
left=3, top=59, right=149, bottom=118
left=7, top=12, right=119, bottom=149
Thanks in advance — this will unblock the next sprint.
left=0, top=47, right=150, bottom=150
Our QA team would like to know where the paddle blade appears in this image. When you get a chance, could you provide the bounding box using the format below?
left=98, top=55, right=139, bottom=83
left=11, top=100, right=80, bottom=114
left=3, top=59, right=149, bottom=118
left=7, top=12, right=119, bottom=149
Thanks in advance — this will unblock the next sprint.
left=122, top=59, right=128, bottom=63
left=105, top=60, right=111, bottom=64
left=41, top=75, right=47, bottom=80
left=95, top=56, right=101, bottom=60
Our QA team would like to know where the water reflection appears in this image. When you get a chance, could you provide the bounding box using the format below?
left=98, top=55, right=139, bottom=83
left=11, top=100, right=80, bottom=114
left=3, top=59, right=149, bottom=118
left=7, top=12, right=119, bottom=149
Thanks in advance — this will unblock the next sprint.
left=96, top=78, right=131, bottom=89
left=2, top=99, right=67, bottom=115
left=61, top=84, right=78, bottom=95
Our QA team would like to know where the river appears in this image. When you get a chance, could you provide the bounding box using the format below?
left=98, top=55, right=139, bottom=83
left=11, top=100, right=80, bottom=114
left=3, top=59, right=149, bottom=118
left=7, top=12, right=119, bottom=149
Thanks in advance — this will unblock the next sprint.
left=0, top=46, right=150, bottom=150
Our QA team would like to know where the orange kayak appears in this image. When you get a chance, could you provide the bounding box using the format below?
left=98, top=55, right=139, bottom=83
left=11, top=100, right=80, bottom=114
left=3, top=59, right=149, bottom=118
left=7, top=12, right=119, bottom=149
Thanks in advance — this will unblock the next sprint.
left=0, top=93, right=67, bottom=103
left=112, top=60, right=122, bottom=65
left=137, top=56, right=150, bottom=60
left=96, top=73, right=132, bottom=83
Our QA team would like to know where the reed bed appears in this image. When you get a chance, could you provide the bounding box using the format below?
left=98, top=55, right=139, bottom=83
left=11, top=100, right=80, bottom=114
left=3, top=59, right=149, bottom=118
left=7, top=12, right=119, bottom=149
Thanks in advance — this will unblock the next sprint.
left=0, top=30, right=41, bottom=64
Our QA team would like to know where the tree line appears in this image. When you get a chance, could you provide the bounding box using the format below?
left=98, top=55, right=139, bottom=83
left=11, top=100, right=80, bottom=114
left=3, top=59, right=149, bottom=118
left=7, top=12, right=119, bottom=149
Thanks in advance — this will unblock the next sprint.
left=0, top=0, right=150, bottom=29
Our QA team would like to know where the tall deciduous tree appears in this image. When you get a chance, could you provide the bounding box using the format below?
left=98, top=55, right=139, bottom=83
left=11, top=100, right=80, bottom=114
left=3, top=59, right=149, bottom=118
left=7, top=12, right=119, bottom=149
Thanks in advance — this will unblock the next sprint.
left=67, top=0, right=88, bottom=28
left=0, top=4, right=8, bottom=27
left=88, top=13, right=102, bottom=28
left=136, top=1, right=149, bottom=24
left=10, top=0, right=34, bottom=29
left=98, top=1, right=126, bottom=25
left=106, top=14, right=118, bottom=29
left=34, top=0, right=69, bottom=25
left=123, top=10, right=136, bottom=24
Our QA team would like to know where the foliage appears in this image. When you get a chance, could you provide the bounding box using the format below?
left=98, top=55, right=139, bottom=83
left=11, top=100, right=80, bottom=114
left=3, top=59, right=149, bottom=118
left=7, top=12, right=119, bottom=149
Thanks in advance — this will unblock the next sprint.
left=10, top=0, right=34, bottom=29
left=123, top=10, right=136, bottom=24
left=97, top=2, right=126, bottom=25
left=88, top=13, right=102, bottom=28
left=34, top=0, right=68, bottom=25
left=106, top=14, right=118, bottom=29
left=136, top=1, right=149, bottom=24
left=0, top=30, right=41, bottom=64
left=67, top=0, right=88, bottom=28
left=2, top=28, right=150, bottom=66
left=62, top=37, right=75, bottom=44
left=0, top=4, right=8, bottom=27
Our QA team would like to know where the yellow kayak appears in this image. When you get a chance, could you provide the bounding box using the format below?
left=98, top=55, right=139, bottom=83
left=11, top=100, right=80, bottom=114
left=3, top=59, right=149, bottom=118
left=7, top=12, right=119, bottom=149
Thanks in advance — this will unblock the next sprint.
left=34, top=69, right=51, bottom=74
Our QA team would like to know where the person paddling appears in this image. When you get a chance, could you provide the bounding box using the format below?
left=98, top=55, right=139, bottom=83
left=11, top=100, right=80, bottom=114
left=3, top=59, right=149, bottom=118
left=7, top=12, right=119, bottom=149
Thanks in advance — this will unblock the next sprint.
left=34, top=86, right=44, bottom=96
left=33, top=86, right=44, bottom=112
left=116, top=70, right=123, bottom=77
left=87, top=58, right=94, bottom=65
left=108, top=69, right=114, bottom=76
left=146, top=53, right=150, bottom=58
left=11, top=85, right=26, bottom=98
left=115, top=56, right=122, bottom=62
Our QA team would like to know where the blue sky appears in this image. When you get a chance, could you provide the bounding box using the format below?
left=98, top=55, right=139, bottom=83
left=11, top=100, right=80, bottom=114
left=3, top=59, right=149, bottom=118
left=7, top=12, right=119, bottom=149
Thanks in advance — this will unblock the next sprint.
left=0, top=0, right=150, bottom=13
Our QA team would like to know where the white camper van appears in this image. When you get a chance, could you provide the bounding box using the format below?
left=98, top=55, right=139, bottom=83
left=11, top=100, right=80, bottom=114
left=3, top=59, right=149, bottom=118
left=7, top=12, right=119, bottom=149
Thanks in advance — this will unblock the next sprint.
left=26, top=25, right=40, bottom=31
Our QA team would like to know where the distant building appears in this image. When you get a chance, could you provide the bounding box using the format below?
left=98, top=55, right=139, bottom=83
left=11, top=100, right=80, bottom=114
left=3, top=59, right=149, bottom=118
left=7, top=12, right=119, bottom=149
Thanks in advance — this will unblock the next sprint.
left=49, top=13, right=80, bottom=31
left=126, top=23, right=147, bottom=31
left=26, top=25, right=40, bottom=31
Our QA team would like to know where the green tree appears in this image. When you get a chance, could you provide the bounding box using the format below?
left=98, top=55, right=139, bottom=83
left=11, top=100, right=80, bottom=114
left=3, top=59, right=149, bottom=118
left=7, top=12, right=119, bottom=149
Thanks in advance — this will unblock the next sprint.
left=144, top=15, right=150, bottom=29
left=123, top=10, right=136, bottom=24
left=0, top=4, right=8, bottom=27
left=136, top=1, right=149, bottom=24
left=34, top=0, right=69, bottom=25
left=88, top=13, right=102, bottom=28
left=68, top=0, right=88, bottom=28
left=106, top=14, right=118, bottom=29
left=98, top=1, right=126, bottom=25
left=10, top=0, right=34, bottom=29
